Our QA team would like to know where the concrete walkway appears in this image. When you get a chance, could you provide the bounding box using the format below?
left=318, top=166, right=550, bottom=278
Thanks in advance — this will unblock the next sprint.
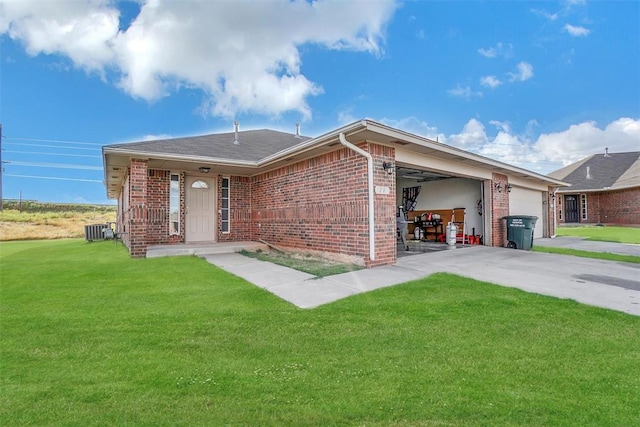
left=202, top=243, right=640, bottom=316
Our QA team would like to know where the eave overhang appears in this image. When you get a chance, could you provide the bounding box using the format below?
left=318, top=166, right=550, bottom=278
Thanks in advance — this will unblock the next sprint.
left=103, top=119, right=568, bottom=199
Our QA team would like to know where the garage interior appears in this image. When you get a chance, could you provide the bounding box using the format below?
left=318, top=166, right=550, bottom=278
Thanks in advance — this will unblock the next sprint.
left=395, top=166, right=486, bottom=256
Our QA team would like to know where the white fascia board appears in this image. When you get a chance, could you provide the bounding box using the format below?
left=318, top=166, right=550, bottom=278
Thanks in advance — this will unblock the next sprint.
left=557, top=184, right=639, bottom=193
left=103, top=147, right=258, bottom=167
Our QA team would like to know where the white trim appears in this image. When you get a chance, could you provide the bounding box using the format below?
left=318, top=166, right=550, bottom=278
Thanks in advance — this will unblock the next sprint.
left=221, top=176, right=231, bottom=234
left=169, top=172, right=180, bottom=235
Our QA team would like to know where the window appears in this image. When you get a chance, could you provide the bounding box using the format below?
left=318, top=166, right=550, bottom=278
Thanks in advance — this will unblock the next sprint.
left=221, top=177, right=230, bottom=233
left=190, top=180, right=209, bottom=189
left=169, top=173, right=180, bottom=235
left=581, top=194, right=587, bottom=220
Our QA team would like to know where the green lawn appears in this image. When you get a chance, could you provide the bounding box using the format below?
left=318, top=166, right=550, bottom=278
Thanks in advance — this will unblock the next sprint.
left=557, top=225, right=640, bottom=244
left=2, top=240, right=639, bottom=426
left=532, top=246, right=640, bottom=263
left=239, top=249, right=363, bottom=277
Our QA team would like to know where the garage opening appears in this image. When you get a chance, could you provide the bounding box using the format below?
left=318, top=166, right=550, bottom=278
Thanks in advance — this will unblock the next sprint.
left=395, top=166, right=486, bottom=256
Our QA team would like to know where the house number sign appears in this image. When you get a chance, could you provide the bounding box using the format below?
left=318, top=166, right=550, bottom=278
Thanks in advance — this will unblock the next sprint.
left=375, top=186, right=390, bottom=195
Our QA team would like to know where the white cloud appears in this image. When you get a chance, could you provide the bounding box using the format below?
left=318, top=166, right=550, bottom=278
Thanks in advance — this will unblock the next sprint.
left=563, top=24, right=590, bottom=37
left=480, top=75, right=502, bottom=88
left=477, top=42, right=513, bottom=58
left=489, top=120, right=512, bottom=133
left=380, top=116, right=444, bottom=142
left=390, top=116, right=640, bottom=174
left=1, top=0, right=398, bottom=119
left=530, top=9, right=559, bottom=21
left=446, top=118, right=490, bottom=152
left=447, top=85, right=483, bottom=99
left=337, top=108, right=357, bottom=125
left=142, top=134, right=173, bottom=142
left=533, top=118, right=640, bottom=166
left=508, top=61, right=534, bottom=82
left=1, top=0, right=119, bottom=72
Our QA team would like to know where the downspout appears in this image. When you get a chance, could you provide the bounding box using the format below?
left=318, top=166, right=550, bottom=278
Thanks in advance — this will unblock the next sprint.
left=551, top=188, right=558, bottom=238
left=339, top=132, right=375, bottom=261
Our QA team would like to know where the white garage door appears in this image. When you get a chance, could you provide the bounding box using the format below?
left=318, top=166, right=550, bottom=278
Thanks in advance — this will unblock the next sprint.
left=509, top=187, right=544, bottom=238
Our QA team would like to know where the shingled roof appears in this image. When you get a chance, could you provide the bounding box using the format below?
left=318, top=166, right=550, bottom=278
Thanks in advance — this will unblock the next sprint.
left=549, top=151, right=640, bottom=192
left=105, top=129, right=311, bottom=162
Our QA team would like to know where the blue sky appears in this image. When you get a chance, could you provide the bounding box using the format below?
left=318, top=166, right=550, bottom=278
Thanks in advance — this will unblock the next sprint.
left=1, top=0, right=639, bottom=205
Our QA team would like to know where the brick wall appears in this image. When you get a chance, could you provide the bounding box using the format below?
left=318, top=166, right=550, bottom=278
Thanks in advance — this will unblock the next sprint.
left=218, top=175, right=253, bottom=241
left=251, top=142, right=396, bottom=266
left=128, top=159, right=148, bottom=257
left=555, top=188, right=640, bottom=226
left=146, top=169, right=183, bottom=245
left=596, top=188, right=640, bottom=225
left=369, top=143, right=396, bottom=267
left=547, top=186, right=555, bottom=237
left=490, top=173, right=509, bottom=247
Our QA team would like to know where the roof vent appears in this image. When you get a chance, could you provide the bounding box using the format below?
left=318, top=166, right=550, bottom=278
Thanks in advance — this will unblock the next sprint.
left=586, top=166, right=592, bottom=179
left=604, top=147, right=610, bottom=157
left=295, top=123, right=301, bottom=138
left=233, top=121, right=239, bottom=145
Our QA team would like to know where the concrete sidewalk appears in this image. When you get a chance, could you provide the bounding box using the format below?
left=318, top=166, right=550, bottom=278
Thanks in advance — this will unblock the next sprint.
left=202, top=246, right=640, bottom=316
left=534, top=236, right=640, bottom=256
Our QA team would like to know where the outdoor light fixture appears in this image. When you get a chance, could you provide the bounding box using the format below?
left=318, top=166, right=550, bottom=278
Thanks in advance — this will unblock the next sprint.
left=199, top=167, right=211, bottom=173
left=494, top=182, right=503, bottom=193
left=506, top=184, right=513, bottom=193
left=382, top=161, right=394, bottom=175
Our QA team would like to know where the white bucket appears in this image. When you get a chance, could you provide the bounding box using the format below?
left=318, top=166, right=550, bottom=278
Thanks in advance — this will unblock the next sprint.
left=414, top=226, right=423, bottom=240
left=446, top=223, right=457, bottom=246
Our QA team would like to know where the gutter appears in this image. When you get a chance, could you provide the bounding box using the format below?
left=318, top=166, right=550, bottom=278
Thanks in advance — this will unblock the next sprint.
left=339, top=132, right=375, bottom=262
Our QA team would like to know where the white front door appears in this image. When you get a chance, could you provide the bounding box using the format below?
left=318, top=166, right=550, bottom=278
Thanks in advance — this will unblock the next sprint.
left=186, top=177, right=215, bottom=242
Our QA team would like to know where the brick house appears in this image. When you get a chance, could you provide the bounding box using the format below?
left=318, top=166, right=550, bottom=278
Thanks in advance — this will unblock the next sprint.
left=102, top=119, right=566, bottom=266
left=549, top=150, right=640, bottom=226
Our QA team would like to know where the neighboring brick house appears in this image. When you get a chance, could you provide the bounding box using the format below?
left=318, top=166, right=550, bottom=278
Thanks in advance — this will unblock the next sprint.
left=103, top=119, right=566, bottom=267
left=549, top=150, right=640, bottom=226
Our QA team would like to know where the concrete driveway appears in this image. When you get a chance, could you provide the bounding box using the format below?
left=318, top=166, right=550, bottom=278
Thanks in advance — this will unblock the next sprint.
left=203, top=244, right=640, bottom=316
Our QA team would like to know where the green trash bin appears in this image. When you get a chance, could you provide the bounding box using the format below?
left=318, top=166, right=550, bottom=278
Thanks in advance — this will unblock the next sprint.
left=502, top=216, right=538, bottom=250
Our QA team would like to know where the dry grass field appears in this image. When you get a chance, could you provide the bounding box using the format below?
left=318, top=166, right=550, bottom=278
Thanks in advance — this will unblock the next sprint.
left=0, top=201, right=116, bottom=241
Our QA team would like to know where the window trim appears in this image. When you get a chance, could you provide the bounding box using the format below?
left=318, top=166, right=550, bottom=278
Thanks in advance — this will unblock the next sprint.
left=221, top=176, right=230, bottom=234
left=169, top=172, right=180, bottom=235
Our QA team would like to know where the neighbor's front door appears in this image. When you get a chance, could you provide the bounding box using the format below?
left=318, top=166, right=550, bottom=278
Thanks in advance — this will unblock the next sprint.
left=564, top=194, right=579, bottom=223
left=185, top=177, right=215, bottom=242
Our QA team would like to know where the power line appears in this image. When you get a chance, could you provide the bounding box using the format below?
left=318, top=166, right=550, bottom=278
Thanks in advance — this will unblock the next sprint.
left=6, top=161, right=103, bottom=171
left=3, top=150, right=102, bottom=158
left=3, top=142, right=101, bottom=151
left=3, top=136, right=104, bottom=146
left=4, top=174, right=103, bottom=183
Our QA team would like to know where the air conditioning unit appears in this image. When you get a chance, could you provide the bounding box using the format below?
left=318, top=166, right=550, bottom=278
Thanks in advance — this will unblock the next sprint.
left=84, top=224, right=107, bottom=242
